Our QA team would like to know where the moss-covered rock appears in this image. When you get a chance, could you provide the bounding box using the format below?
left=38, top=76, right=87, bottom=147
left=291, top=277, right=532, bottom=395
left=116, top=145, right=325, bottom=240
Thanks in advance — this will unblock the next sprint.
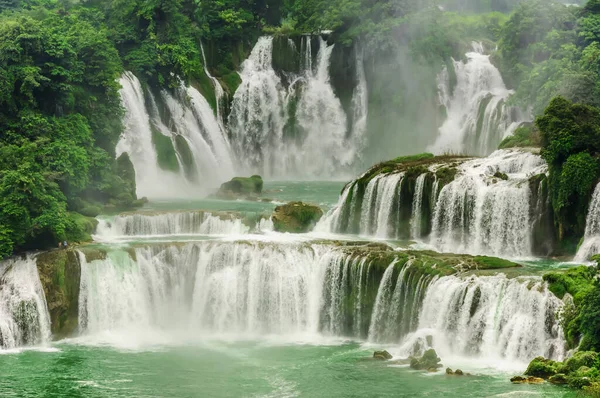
left=64, top=212, right=98, bottom=243
left=217, top=175, right=264, bottom=199
left=549, top=373, right=568, bottom=385
left=525, top=357, right=560, bottom=378
left=272, top=202, right=323, bottom=233
left=373, top=350, right=393, bottom=360
left=565, top=351, right=599, bottom=373
left=36, top=249, right=82, bottom=338
left=410, top=348, right=442, bottom=371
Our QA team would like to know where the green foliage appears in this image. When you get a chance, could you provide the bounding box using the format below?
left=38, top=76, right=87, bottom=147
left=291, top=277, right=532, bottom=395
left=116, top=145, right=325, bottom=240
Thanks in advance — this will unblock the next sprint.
left=392, top=153, right=435, bottom=164
left=537, top=96, right=600, bottom=244
left=525, top=357, right=560, bottom=378
left=498, top=124, right=541, bottom=149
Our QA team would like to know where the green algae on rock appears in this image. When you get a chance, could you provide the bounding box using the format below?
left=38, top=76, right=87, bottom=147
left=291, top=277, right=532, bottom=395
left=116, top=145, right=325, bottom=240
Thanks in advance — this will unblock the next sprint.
left=217, top=175, right=264, bottom=199
left=272, top=202, right=324, bottom=233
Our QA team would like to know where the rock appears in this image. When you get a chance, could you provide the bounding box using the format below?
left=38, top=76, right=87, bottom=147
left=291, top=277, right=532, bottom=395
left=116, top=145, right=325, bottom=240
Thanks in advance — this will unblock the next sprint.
left=454, top=369, right=464, bottom=376
left=272, top=202, right=324, bottom=233
left=548, top=373, right=568, bottom=385
left=217, top=175, right=263, bottom=199
left=410, top=349, right=443, bottom=371
left=510, top=376, right=545, bottom=384
left=373, top=350, right=393, bottom=360
left=493, top=171, right=509, bottom=181
left=525, top=356, right=559, bottom=378
left=446, top=368, right=454, bottom=375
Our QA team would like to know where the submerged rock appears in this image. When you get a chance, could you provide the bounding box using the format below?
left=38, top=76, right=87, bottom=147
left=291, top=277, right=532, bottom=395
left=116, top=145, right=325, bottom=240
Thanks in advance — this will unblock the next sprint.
left=272, top=202, right=323, bottom=233
left=410, top=349, right=442, bottom=371
left=373, top=350, right=393, bottom=360
left=216, top=175, right=263, bottom=199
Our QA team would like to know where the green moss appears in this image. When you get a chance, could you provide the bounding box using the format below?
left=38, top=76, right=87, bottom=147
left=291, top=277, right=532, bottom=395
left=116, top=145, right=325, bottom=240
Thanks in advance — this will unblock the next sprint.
left=272, top=202, right=324, bottom=233
left=435, top=167, right=459, bottom=188
left=543, top=266, right=596, bottom=302
left=64, top=212, right=98, bottom=243
left=499, top=124, right=541, bottom=149
left=473, top=256, right=516, bottom=269
left=526, top=357, right=560, bottom=378
left=392, top=153, right=435, bottom=164
left=218, top=175, right=264, bottom=197
left=151, top=125, right=179, bottom=173
left=192, top=74, right=217, bottom=112
left=36, top=249, right=82, bottom=338
left=493, top=171, right=509, bottom=181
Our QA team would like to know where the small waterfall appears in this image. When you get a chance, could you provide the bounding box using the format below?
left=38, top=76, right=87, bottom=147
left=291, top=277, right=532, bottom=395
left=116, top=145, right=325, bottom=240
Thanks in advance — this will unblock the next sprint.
left=575, top=183, right=600, bottom=262
left=405, top=274, right=565, bottom=362
left=117, top=72, right=235, bottom=198
left=430, top=42, right=524, bottom=156
left=0, top=256, right=51, bottom=349
left=200, top=40, right=228, bottom=130
left=359, top=173, right=404, bottom=237
left=431, top=150, right=546, bottom=257
left=228, top=35, right=366, bottom=178
left=410, top=174, right=427, bottom=239
left=93, top=211, right=273, bottom=240
left=228, top=36, right=288, bottom=175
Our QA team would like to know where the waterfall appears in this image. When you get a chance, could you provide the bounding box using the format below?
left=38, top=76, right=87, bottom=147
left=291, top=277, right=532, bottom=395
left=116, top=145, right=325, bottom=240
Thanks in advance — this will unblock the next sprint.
left=228, top=36, right=288, bottom=175
left=430, top=42, right=524, bottom=156
left=431, top=150, right=546, bottom=257
left=93, top=211, right=267, bottom=240
left=575, top=183, right=600, bottom=262
left=359, top=173, right=404, bottom=237
left=228, top=36, right=366, bottom=178
left=0, top=256, right=51, bottom=349
left=410, top=174, right=427, bottom=239
left=403, top=274, right=565, bottom=362
left=75, top=240, right=564, bottom=361
left=200, top=40, right=227, bottom=130
left=320, top=149, right=547, bottom=257
left=116, top=72, right=235, bottom=198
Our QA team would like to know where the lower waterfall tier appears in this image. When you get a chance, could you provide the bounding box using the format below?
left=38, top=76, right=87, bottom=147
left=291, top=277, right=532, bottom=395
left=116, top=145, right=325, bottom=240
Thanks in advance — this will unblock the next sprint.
left=0, top=241, right=565, bottom=363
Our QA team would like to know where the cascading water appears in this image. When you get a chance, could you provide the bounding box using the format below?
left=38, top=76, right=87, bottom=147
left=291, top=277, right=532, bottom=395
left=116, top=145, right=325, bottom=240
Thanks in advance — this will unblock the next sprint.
left=228, top=36, right=367, bottom=178
left=74, top=239, right=565, bottom=362
left=430, top=42, right=524, bottom=156
left=401, top=274, right=565, bottom=362
left=431, top=150, right=546, bottom=257
left=575, top=183, right=600, bottom=262
left=116, top=72, right=235, bottom=198
left=320, top=149, right=547, bottom=258
left=0, top=256, right=51, bottom=349
left=93, top=211, right=268, bottom=240
left=200, top=40, right=228, bottom=131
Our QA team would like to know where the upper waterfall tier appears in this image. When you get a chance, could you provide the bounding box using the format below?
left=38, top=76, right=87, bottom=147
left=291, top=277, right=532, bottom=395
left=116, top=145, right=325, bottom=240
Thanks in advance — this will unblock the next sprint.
left=116, top=72, right=235, bottom=198
left=228, top=36, right=367, bottom=179
left=430, top=42, right=525, bottom=156
left=318, top=149, right=554, bottom=258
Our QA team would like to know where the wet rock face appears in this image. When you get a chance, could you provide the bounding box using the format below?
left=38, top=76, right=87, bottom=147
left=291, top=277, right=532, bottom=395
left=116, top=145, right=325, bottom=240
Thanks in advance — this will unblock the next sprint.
left=272, top=202, right=323, bottom=233
left=410, top=349, right=443, bottom=371
left=373, top=350, right=393, bottom=360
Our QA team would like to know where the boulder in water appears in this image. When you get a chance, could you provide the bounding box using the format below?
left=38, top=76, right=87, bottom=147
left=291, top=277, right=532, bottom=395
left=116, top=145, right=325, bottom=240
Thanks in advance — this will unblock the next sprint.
left=410, top=349, right=442, bottom=371
left=548, top=374, right=568, bottom=385
left=373, top=350, right=393, bottom=360
left=510, top=376, right=545, bottom=384
left=217, top=175, right=263, bottom=199
left=525, top=356, right=559, bottom=378
left=272, top=202, right=323, bottom=233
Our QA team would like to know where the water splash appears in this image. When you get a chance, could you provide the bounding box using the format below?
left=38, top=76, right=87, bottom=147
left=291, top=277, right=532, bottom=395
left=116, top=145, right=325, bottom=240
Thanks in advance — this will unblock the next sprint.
left=575, top=183, right=600, bottom=262
left=410, top=174, right=427, bottom=239
left=0, top=256, right=51, bottom=349
left=430, top=42, right=524, bottom=156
